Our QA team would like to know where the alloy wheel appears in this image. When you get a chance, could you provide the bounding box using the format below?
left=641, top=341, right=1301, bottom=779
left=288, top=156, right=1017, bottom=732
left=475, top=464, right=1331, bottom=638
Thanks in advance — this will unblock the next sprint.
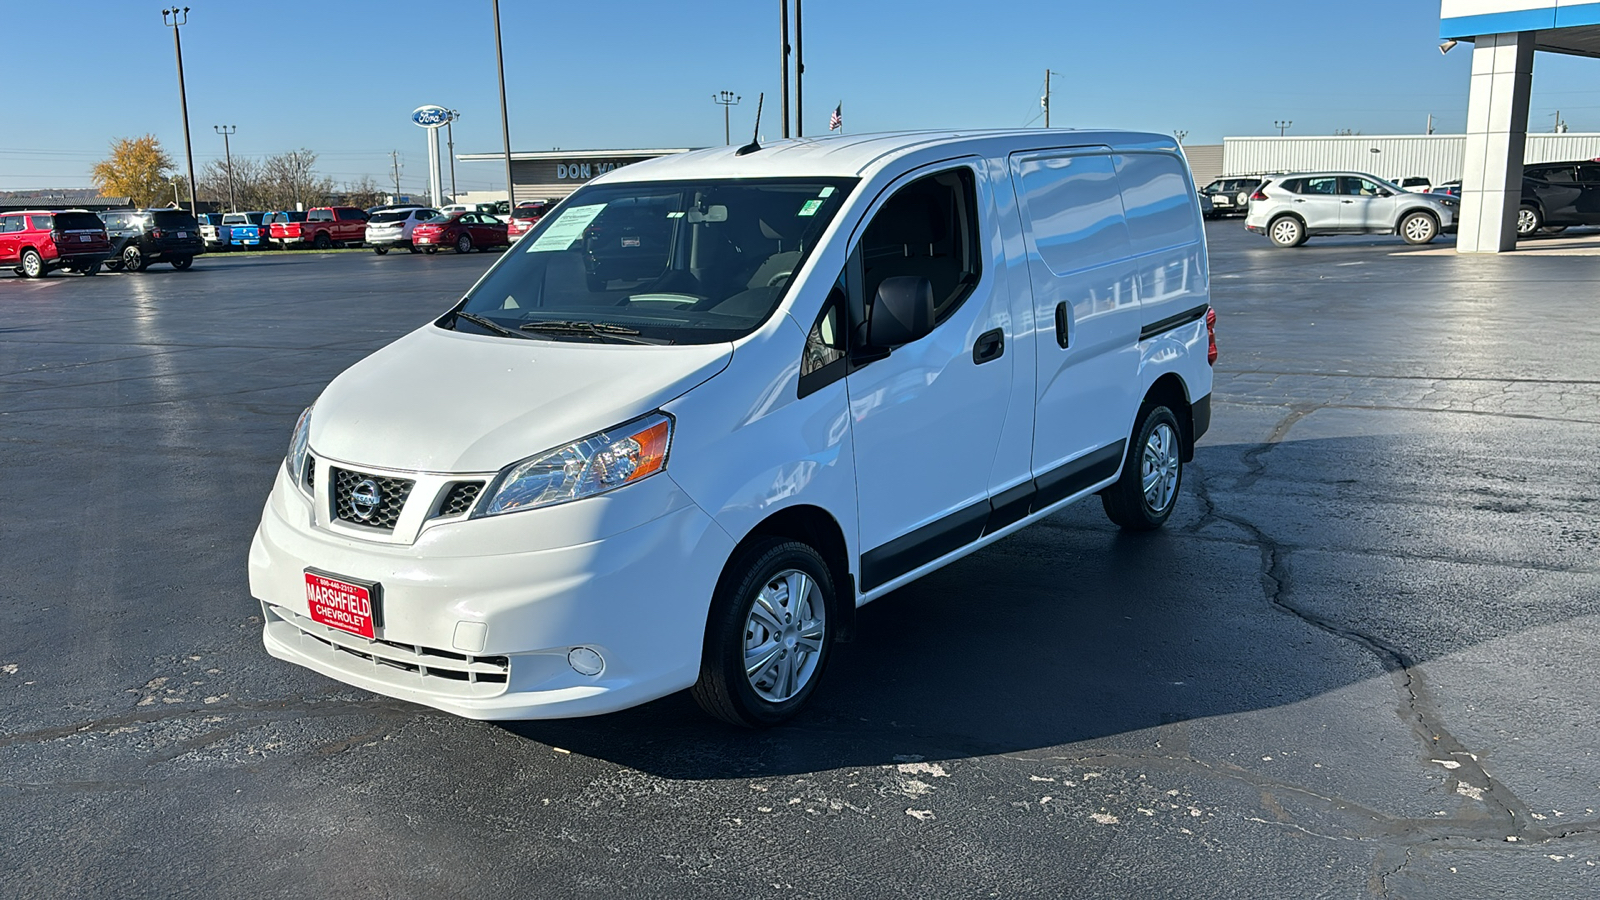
left=1270, top=218, right=1301, bottom=246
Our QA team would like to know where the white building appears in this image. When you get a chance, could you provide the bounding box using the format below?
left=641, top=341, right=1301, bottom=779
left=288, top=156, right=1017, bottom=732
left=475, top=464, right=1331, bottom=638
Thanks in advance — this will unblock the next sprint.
left=1220, top=133, right=1600, bottom=185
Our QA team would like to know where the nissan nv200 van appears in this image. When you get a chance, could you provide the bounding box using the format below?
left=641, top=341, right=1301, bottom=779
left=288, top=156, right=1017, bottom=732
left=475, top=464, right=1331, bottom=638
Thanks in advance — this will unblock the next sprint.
left=249, top=130, right=1217, bottom=727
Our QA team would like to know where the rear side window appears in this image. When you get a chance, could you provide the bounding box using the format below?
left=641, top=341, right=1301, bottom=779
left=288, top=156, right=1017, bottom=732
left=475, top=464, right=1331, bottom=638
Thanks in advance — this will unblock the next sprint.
left=0, top=215, right=23, bottom=233
left=1013, top=153, right=1130, bottom=276
left=1115, top=153, right=1199, bottom=255
left=1537, top=166, right=1577, bottom=183
left=28, top=215, right=53, bottom=231
left=307, top=209, right=332, bottom=222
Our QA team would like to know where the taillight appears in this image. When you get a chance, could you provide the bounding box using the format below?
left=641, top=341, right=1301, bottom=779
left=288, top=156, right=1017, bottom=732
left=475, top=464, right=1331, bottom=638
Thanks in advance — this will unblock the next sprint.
left=1250, top=189, right=1268, bottom=202
left=1205, top=307, right=1218, bottom=366
left=152, top=229, right=165, bottom=239
left=49, top=230, right=63, bottom=245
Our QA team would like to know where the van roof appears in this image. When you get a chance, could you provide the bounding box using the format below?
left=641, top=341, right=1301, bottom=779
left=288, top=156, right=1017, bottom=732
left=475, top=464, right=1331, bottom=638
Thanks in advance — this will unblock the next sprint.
left=598, top=129, right=1183, bottom=184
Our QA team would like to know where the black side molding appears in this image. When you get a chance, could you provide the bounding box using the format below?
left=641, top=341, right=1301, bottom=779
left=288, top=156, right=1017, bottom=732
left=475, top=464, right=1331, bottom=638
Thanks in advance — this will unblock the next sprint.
left=1191, top=394, right=1211, bottom=444
left=859, top=440, right=1126, bottom=592
left=1140, top=304, right=1210, bottom=342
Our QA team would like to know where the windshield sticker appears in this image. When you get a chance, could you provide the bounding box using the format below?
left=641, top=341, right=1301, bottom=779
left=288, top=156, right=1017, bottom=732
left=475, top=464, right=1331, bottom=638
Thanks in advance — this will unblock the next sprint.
left=798, top=199, right=824, bottom=217
left=818, top=186, right=836, bottom=198
left=527, top=203, right=607, bottom=252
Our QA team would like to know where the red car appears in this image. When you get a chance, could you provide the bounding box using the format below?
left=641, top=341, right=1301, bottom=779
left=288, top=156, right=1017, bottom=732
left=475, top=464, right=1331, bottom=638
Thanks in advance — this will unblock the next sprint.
left=411, top=211, right=509, bottom=254
left=506, top=201, right=553, bottom=240
left=0, top=210, right=113, bottom=277
left=270, top=206, right=368, bottom=249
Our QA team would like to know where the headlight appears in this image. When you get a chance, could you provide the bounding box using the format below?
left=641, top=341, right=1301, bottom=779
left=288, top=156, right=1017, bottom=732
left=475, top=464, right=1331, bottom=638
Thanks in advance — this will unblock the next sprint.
left=477, top=413, right=673, bottom=517
left=285, top=406, right=313, bottom=492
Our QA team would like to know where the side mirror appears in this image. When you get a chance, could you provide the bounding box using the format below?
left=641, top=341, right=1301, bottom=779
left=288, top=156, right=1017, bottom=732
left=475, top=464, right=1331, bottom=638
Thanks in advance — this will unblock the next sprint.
left=1377, top=189, right=1393, bottom=198
left=868, top=276, right=935, bottom=348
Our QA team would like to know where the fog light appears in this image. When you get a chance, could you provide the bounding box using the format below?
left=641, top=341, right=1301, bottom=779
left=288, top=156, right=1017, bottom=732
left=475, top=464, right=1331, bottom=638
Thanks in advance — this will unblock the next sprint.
left=567, top=647, right=604, bottom=676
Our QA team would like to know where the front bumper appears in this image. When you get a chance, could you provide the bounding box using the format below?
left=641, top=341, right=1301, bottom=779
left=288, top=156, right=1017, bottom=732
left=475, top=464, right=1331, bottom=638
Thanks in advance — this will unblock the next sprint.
left=248, top=465, right=734, bottom=720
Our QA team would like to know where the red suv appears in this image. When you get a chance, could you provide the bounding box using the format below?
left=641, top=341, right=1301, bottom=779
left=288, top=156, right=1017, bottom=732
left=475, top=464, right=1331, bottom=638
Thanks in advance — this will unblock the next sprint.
left=0, top=210, right=113, bottom=277
left=507, top=201, right=553, bottom=241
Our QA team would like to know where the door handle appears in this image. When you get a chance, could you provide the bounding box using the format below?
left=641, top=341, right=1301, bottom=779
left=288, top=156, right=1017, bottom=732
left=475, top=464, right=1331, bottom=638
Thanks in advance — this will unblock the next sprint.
left=1342, top=200, right=1355, bottom=204
left=973, top=328, right=1005, bottom=364
left=1054, top=302, right=1070, bottom=349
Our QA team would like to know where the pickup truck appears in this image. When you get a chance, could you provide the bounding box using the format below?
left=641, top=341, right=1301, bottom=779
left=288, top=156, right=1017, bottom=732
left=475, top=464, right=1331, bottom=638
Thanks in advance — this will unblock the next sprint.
left=271, top=206, right=368, bottom=249
left=198, top=214, right=231, bottom=251
left=223, top=211, right=271, bottom=250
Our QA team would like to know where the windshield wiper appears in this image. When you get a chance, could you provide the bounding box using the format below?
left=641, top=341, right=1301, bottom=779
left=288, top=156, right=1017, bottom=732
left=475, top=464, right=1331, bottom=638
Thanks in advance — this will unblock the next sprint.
left=453, top=310, right=528, bottom=339
left=519, top=320, right=659, bottom=345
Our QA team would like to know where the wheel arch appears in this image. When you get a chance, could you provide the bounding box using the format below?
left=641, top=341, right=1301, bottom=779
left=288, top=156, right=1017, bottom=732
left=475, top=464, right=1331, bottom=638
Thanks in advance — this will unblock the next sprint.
left=1395, top=206, right=1440, bottom=230
left=1142, top=372, right=1196, bottom=462
left=727, top=504, right=856, bottom=642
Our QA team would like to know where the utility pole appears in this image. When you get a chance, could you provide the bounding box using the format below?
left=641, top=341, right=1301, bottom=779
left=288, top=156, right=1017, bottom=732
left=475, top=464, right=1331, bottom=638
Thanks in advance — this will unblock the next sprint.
left=212, top=125, right=236, bottom=212
left=713, top=91, right=741, bottom=144
left=445, top=110, right=460, bottom=200
left=491, top=0, right=516, bottom=208
left=779, top=0, right=791, bottom=138
left=794, top=0, right=804, bottom=137
left=390, top=151, right=402, bottom=200
left=1426, top=113, right=1435, bottom=135
left=162, top=7, right=198, bottom=217
left=1043, top=68, right=1051, bottom=128
left=1275, top=120, right=1293, bottom=136
left=1554, top=111, right=1568, bottom=133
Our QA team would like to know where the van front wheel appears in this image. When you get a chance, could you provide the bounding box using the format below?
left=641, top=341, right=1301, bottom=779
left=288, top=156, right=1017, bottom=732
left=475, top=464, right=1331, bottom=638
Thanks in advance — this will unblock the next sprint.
left=1102, top=405, right=1183, bottom=531
left=692, top=539, right=835, bottom=728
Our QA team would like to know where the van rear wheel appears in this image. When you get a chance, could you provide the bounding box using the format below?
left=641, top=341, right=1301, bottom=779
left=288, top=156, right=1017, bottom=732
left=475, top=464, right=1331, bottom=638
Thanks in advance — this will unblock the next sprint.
left=692, top=539, right=835, bottom=728
left=1101, top=405, right=1184, bottom=531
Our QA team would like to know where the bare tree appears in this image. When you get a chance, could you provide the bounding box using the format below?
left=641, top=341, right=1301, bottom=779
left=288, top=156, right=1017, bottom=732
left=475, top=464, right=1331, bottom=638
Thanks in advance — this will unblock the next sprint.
left=263, top=149, right=334, bottom=210
left=340, top=175, right=386, bottom=210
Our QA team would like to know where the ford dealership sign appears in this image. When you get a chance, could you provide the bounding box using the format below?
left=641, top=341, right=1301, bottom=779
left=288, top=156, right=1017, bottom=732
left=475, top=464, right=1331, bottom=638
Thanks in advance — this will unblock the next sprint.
left=411, top=105, right=451, bottom=128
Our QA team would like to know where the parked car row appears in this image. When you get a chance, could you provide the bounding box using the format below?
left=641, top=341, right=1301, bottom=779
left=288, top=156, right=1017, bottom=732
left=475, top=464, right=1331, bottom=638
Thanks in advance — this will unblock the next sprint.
left=4, top=198, right=562, bottom=277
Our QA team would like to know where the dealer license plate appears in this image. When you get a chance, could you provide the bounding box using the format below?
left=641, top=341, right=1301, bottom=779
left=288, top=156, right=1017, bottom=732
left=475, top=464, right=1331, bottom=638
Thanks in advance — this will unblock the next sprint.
left=305, top=570, right=381, bottom=639
left=79, top=234, right=92, bottom=242
left=177, top=231, right=188, bottom=238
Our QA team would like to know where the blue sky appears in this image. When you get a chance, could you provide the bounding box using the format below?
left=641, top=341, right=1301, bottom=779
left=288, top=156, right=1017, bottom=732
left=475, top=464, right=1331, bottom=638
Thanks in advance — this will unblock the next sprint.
left=3, top=0, right=1598, bottom=192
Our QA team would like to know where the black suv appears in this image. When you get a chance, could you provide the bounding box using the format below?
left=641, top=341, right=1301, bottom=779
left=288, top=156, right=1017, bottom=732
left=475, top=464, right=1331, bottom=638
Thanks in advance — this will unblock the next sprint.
left=1518, top=161, right=1600, bottom=236
left=1200, top=177, right=1264, bottom=218
left=102, top=209, right=206, bottom=271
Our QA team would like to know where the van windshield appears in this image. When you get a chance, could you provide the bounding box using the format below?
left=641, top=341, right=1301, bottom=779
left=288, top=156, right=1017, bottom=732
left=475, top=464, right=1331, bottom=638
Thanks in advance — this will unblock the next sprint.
left=449, top=177, right=856, bottom=345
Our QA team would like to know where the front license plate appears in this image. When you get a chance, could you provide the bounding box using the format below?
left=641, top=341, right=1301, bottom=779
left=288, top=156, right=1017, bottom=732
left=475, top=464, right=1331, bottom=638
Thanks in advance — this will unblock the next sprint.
left=305, top=570, right=381, bottom=639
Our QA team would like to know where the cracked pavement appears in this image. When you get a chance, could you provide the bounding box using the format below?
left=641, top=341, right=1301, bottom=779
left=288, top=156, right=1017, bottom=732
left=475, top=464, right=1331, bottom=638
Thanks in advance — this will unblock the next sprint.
left=2, top=228, right=1598, bottom=897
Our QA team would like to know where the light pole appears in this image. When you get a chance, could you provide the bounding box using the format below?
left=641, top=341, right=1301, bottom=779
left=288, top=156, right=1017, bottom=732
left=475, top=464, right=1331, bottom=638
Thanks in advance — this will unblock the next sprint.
left=1275, top=120, right=1293, bottom=136
left=213, top=125, right=236, bottom=212
left=794, top=0, right=803, bottom=136
left=491, top=0, right=516, bottom=208
left=445, top=110, right=460, bottom=200
left=162, top=7, right=198, bottom=217
left=713, top=91, right=741, bottom=144
left=1174, top=130, right=1188, bottom=144
left=779, top=0, right=790, bottom=138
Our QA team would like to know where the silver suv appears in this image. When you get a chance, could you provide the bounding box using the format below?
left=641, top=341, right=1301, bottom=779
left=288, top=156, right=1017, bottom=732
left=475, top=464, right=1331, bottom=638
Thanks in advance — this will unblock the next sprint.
left=1244, top=172, right=1458, bottom=248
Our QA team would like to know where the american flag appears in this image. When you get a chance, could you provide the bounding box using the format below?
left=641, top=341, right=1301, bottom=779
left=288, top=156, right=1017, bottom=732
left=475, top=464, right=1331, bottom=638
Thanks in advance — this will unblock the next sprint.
left=829, top=103, right=842, bottom=132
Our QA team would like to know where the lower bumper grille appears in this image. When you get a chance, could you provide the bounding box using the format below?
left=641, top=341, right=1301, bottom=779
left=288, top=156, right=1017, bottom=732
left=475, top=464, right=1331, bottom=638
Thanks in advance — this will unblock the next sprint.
left=264, top=602, right=509, bottom=698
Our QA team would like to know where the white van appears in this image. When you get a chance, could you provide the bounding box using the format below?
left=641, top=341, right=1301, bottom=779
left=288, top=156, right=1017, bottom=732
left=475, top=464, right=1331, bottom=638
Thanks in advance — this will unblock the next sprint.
left=249, top=130, right=1217, bottom=727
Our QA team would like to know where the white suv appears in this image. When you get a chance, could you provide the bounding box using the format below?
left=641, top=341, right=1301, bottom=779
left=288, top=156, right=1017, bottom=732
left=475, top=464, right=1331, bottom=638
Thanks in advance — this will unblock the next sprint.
left=1245, top=172, right=1458, bottom=247
left=250, top=130, right=1217, bottom=727
left=364, top=208, right=439, bottom=255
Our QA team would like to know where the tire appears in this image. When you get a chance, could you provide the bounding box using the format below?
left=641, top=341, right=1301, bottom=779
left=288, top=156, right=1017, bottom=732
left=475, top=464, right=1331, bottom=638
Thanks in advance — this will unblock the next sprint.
left=1267, top=215, right=1305, bottom=248
left=1101, top=405, right=1184, bottom=531
left=454, top=233, right=472, bottom=254
left=1399, top=211, right=1439, bottom=245
left=103, top=256, right=124, bottom=273
left=691, top=539, right=836, bottom=728
left=313, top=232, right=333, bottom=250
left=79, top=262, right=100, bottom=276
left=373, top=246, right=389, bottom=255
left=1516, top=205, right=1541, bottom=238
left=424, top=247, right=436, bottom=255
left=171, top=256, right=193, bottom=270
left=122, top=244, right=147, bottom=272
left=1235, top=191, right=1250, bottom=208
left=1541, top=225, right=1568, bottom=235
left=407, top=245, right=421, bottom=254
left=19, top=249, right=44, bottom=278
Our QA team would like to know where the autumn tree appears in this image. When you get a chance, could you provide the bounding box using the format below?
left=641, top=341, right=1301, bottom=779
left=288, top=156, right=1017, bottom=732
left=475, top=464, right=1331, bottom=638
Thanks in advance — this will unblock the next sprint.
left=91, top=135, right=176, bottom=208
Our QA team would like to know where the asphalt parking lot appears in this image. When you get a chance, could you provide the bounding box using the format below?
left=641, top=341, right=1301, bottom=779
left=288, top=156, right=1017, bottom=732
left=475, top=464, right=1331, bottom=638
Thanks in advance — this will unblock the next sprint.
left=3, top=226, right=1599, bottom=898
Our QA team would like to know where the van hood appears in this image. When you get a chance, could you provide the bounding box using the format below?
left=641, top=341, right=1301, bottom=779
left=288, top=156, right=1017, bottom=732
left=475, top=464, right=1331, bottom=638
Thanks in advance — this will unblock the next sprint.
left=308, top=325, right=732, bottom=473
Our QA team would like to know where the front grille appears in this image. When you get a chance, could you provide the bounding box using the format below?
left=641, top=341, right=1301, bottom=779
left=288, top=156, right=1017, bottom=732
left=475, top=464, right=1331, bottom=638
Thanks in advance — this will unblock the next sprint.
left=331, top=467, right=413, bottom=531
left=435, top=481, right=483, bottom=518
left=264, top=603, right=510, bottom=697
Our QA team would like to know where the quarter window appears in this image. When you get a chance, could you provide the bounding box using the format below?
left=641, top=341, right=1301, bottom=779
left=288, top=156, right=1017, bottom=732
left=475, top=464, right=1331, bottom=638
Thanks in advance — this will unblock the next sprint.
left=860, top=167, right=981, bottom=325
left=1302, top=177, right=1339, bottom=195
